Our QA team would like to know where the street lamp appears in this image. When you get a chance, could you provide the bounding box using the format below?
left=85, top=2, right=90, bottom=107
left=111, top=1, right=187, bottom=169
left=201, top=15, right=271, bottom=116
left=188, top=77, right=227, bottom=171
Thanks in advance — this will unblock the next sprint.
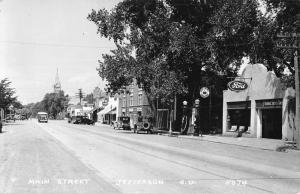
left=194, top=99, right=202, bottom=136
left=169, top=98, right=174, bottom=135
left=180, top=101, right=189, bottom=135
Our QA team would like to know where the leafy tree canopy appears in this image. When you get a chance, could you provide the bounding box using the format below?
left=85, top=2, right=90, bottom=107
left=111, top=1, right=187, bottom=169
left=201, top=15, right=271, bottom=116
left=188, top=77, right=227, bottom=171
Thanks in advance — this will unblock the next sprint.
left=88, top=0, right=298, bottom=104
left=83, top=93, right=94, bottom=104
left=0, top=78, right=20, bottom=110
left=40, top=91, right=69, bottom=119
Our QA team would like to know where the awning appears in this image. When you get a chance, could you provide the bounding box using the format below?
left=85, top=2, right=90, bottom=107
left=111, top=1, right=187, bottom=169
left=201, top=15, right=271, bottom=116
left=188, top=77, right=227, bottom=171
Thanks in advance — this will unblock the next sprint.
left=89, top=107, right=100, bottom=113
left=107, top=107, right=116, bottom=115
left=97, top=106, right=116, bottom=116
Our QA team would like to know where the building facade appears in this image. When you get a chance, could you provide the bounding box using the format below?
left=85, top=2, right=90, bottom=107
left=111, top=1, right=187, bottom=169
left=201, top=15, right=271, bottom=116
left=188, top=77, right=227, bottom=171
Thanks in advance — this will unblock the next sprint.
left=223, top=64, right=296, bottom=140
left=118, top=81, right=152, bottom=128
left=97, top=95, right=119, bottom=124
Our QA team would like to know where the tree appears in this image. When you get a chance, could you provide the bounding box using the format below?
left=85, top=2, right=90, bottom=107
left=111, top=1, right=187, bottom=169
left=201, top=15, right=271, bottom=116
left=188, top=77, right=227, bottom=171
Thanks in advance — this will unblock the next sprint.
left=263, top=0, right=300, bottom=86
left=40, top=91, right=69, bottom=119
left=88, top=0, right=263, bottom=102
left=84, top=93, right=94, bottom=104
left=15, top=107, right=31, bottom=119
left=29, top=102, right=43, bottom=118
left=0, top=78, right=19, bottom=110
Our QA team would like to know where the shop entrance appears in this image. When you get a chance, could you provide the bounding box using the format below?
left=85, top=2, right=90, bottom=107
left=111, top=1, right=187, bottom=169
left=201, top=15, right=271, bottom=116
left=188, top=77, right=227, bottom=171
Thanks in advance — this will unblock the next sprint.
left=262, top=109, right=282, bottom=139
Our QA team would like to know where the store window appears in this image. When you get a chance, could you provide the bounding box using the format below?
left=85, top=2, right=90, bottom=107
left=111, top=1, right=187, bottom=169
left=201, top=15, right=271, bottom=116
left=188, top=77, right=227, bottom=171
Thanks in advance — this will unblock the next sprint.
left=227, top=101, right=251, bottom=132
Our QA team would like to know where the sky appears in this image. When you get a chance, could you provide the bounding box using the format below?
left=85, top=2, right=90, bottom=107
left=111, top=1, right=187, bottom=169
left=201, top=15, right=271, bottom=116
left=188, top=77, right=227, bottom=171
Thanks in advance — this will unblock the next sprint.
left=0, top=0, right=121, bottom=104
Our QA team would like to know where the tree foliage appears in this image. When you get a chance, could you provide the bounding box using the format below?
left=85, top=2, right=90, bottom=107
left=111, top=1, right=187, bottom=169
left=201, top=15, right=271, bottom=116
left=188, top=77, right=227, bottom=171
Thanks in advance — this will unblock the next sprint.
left=262, top=0, right=300, bottom=87
left=0, top=78, right=20, bottom=110
left=40, top=91, right=69, bottom=118
left=88, top=0, right=298, bottom=104
left=83, top=93, right=94, bottom=104
left=15, top=107, right=31, bottom=118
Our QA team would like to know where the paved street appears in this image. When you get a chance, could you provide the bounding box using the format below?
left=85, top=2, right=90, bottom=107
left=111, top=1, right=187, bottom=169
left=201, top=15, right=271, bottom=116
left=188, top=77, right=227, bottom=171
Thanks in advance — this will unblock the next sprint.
left=0, top=120, right=300, bottom=194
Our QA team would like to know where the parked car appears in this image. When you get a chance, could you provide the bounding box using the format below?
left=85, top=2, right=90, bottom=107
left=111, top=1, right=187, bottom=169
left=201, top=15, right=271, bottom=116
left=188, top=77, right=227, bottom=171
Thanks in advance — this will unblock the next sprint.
left=134, top=116, right=154, bottom=134
left=82, top=116, right=95, bottom=125
left=68, top=116, right=74, bottom=123
left=73, top=116, right=94, bottom=125
left=5, top=114, right=15, bottom=122
left=113, top=116, right=131, bottom=131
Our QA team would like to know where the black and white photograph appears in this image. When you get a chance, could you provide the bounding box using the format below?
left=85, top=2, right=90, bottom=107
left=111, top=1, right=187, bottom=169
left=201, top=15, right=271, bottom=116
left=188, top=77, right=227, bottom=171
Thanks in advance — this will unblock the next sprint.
left=0, top=0, right=299, bottom=193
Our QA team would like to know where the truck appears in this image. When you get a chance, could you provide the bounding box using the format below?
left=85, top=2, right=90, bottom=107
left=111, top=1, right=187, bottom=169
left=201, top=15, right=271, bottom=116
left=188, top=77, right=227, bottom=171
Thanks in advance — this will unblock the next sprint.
left=37, top=112, right=48, bottom=123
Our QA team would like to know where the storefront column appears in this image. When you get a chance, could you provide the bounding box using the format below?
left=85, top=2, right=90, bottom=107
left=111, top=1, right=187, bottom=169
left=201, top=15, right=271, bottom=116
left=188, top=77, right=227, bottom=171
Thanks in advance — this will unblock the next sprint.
left=250, top=100, right=257, bottom=137
left=256, top=109, right=262, bottom=138
left=222, top=98, right=228, bottom=134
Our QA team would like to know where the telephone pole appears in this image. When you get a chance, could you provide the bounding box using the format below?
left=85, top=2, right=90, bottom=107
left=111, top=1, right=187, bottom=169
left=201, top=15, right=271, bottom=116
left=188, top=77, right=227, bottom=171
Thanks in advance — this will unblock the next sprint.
left=76, top=89, right=84, bottom=105
left=277, top=29, right=300, bottom=148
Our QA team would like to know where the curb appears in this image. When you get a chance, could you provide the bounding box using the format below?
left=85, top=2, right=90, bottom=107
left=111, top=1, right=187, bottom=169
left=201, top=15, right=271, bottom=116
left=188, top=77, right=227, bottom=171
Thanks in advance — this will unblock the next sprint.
left=158, top=133, right=285, bottom=151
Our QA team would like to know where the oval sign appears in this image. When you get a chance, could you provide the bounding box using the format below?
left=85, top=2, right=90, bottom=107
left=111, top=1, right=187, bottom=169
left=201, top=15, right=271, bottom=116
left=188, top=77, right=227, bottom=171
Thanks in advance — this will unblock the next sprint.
left=200, top=87, right=210, bottom=98
left=228, top=81, right=248, bottom=91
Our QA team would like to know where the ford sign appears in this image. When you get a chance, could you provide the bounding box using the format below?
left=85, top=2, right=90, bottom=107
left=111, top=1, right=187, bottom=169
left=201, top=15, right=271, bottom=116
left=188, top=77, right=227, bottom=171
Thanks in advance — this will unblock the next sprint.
left=228, top=81, right=248, bottom=91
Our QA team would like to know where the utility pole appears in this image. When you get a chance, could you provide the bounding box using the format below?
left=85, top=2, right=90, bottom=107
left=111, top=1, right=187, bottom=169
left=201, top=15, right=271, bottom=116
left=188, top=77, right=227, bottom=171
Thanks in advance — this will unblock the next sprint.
left=277, top=28, right=300, bottom=148
left=76, top=89, right=84, bottom=105
left=295, top=50, right=300, bottom=148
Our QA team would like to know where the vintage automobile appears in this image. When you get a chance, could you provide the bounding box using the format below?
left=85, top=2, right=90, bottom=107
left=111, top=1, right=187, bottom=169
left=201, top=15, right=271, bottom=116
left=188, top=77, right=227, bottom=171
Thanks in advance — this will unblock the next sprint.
left=113, top=116, right=131, bottom=131
left=73, top=116, right=94, bottom=125
left=134, top=116, right=154, bottom=134
left=37, top=112, right=48, bottom=123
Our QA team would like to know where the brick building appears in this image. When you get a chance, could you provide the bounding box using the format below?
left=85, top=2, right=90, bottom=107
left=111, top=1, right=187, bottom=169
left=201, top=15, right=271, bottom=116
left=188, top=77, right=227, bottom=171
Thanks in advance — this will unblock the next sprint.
left=118, top=80, right=153, bottom=128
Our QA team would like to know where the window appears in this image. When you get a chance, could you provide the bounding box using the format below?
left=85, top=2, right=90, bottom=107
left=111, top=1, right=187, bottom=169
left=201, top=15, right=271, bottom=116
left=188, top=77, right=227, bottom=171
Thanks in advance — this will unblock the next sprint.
left=138, top=94, right=143, bottom=105
left=130, top=96, right=134, bottom=106
left=227, top=101, right=251, bottom=132
left=123, top=97, right=126, bottom=107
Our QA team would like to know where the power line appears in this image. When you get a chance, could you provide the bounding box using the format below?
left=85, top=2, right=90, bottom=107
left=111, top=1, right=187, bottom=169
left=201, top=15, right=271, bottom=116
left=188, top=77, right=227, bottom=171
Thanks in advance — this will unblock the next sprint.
left=0, top=40, right=116, bottom=49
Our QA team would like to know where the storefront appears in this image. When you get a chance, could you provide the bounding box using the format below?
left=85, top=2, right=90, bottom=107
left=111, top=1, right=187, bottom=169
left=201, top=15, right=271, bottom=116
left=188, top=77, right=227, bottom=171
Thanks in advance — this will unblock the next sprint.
left=121, top=106, right=152, bottom=128
left=223, top=64, right=296, bottom=140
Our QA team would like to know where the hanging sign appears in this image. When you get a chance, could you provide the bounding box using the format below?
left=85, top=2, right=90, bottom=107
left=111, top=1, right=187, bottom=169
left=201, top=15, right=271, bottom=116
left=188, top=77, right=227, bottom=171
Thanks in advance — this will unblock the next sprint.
left=228, top=81, right=248, bottom=91
left=200, top=87, right=210, bottom=98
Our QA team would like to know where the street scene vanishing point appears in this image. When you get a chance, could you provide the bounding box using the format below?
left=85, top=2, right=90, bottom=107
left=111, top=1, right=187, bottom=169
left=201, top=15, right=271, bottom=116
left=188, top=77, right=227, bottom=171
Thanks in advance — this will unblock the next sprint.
left=0, top=0, right=300, bottom=194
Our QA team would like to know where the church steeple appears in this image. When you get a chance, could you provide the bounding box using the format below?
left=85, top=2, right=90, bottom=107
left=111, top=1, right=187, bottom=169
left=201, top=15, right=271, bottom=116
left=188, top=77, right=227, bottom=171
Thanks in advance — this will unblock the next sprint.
left=54, top=68, right=61, bottom=93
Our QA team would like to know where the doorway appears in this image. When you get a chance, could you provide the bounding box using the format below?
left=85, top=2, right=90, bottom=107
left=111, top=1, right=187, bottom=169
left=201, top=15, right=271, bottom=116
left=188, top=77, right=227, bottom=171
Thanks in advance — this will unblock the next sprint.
left=262, top=109, right=282, bottom=139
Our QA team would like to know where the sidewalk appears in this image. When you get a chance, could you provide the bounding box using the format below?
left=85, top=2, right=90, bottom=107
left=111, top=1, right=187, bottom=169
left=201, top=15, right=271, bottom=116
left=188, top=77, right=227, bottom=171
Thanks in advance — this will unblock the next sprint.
left=176, top=134, right=287, bottom=151
left=95, top=122, right=298, bottom=152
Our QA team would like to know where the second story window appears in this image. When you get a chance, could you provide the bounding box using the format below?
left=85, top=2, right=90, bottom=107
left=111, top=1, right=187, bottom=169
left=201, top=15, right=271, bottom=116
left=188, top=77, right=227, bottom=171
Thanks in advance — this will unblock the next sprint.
left=123, top=97, right=126, bottom=107
left=130, top=96, right=134, bottom=106
left=138, top=94, right=143, bottom=105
